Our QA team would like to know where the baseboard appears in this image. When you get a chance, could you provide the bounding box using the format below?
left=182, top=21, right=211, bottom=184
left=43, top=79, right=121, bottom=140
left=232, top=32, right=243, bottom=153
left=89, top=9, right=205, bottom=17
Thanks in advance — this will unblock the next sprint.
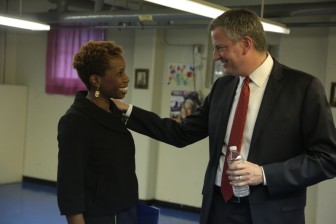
left=22, top=176, right=56, bottom=187
left=22, top=176, right=201, bottom=214
left=149, top=200, right=201, bottom=213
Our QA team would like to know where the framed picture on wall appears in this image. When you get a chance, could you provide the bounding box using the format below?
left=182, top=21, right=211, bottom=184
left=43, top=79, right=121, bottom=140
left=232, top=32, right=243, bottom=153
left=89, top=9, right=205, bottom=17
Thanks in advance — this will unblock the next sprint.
left=134, top=69, right=149, bottom=89
left=330, top=82, right=336, bottom=107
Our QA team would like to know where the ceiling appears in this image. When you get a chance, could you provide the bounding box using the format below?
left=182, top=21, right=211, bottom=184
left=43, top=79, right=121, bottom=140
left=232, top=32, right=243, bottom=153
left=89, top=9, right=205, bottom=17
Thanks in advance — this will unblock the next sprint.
left=13, top=0, right=336, bottom=29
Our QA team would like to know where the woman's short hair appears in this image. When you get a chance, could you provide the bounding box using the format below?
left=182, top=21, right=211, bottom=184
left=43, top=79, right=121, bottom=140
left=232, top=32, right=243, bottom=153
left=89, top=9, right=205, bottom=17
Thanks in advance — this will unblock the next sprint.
left=73, top=40, right=123, bottom=90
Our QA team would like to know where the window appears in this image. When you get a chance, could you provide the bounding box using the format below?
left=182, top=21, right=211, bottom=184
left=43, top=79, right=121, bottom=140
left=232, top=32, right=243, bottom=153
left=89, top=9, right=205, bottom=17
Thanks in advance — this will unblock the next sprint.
left=45, top=23, right=106, bottom=95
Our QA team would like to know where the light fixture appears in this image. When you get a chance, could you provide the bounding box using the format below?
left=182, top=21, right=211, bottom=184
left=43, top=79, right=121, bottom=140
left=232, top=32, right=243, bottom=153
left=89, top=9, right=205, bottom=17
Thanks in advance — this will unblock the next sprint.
left=260, top=18, right=290, bottom=34
left=0, top=15, right=50, bottom=31
left=144, top=0, right=290, bottom=34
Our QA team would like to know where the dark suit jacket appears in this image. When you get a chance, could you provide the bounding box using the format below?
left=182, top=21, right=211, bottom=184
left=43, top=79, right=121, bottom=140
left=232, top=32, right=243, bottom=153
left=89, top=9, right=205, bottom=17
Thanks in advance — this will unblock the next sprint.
left=57, top=91, right=138, bottom=216
left=127, top=60, right=336, bottom=224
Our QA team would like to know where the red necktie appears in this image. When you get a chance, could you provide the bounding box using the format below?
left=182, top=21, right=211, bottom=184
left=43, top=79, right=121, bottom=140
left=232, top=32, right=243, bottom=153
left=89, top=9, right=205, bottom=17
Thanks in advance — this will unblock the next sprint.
left=221, top=76, right=250, bottom=202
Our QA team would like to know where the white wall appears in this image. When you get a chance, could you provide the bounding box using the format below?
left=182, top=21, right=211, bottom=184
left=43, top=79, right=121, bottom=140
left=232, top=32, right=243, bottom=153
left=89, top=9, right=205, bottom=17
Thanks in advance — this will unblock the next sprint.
left=153, top=29, right=210, bottom=207
left=130, top=29, right=161, bottom=200
left=279, top=27, right=328, bottom=86
left=314, top=27, right=336, bottom=224
left=0, top=85, right=27, bottom=184
left=1, top=14, right=336, bottom=224
left=324, top=27, right=336, bottom=122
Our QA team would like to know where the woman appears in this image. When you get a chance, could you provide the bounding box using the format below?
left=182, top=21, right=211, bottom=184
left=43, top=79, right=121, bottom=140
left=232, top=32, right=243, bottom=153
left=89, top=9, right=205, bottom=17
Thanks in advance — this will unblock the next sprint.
left=57, top=40, right=138, bottom=224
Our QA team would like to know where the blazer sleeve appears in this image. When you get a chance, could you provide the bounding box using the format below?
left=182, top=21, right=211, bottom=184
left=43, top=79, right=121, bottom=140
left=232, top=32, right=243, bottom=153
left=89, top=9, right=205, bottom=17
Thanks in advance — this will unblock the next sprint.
left=263, top=76, right=336, bottom=197
left=127, top=96, right=211, bottom=148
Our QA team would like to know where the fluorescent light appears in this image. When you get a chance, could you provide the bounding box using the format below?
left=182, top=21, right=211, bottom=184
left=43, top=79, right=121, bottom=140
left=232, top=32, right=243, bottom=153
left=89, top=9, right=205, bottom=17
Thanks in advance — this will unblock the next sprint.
left=144, top=0, right=290, bottom=34
left=145, top=0, right=228, bottom=18
left=0, top=15, right=50, bottom=31
left=260, top=18, right=290, bottom=34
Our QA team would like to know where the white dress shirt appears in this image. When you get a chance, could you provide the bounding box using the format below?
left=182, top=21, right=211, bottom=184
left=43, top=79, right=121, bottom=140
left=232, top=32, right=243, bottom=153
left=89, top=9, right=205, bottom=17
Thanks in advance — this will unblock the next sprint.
left=214, top=54, right=274, bottom=186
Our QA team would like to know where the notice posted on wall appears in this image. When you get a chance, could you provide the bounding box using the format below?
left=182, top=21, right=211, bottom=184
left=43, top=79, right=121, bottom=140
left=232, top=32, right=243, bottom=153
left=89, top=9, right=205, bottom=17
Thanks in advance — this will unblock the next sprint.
left=170, top=90, right=201, bottom=122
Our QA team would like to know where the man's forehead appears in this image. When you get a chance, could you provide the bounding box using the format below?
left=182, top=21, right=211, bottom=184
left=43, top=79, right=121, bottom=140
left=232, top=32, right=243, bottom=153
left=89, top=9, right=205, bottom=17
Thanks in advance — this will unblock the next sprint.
left=211, top=29, right=228, bottom=43
left=211, top=27, right=226, bottom=37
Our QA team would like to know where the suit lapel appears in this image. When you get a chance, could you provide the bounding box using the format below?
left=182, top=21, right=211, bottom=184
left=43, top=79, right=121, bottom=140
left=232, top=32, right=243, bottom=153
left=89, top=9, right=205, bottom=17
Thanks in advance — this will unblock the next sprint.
left=214, top=76, right=239, bottom=156
left=249, top=60, right=284, bottom=155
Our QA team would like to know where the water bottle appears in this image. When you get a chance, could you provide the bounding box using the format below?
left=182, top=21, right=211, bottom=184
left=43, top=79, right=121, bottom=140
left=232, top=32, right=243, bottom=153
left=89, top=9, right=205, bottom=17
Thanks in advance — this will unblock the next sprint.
left=228, top=146, right=250, bottom=197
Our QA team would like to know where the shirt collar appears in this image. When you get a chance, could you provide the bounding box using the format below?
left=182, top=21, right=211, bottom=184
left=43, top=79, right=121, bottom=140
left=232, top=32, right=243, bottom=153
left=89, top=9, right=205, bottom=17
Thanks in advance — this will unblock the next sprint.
left=242, top=53, right=273, bottom=87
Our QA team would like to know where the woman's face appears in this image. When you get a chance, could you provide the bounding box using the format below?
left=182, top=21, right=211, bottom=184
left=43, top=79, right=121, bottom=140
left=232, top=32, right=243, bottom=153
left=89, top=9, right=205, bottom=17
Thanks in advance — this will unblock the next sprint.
left=99, top=55, right=129, bottom=99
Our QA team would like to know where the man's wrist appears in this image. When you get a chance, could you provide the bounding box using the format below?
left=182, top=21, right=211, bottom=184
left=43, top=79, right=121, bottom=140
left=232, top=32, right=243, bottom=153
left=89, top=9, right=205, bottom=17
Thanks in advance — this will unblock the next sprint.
left=124, top=104, right=133, bottom=117
left=260, top=166, right=267, bottom=185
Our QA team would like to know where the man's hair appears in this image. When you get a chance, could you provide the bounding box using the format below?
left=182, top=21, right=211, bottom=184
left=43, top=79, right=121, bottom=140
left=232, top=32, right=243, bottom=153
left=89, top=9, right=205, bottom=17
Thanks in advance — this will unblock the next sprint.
left=208, top=9, right=268, bottom=52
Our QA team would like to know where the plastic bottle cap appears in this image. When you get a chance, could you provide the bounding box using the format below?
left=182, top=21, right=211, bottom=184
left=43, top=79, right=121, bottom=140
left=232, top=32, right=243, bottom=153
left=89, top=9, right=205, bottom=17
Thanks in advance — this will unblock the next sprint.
left=229, top=146, right=237, bottom=151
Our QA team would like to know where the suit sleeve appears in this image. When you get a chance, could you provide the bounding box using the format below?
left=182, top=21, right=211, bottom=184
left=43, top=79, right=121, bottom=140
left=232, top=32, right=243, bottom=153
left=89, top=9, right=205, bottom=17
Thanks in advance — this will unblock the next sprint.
left=57, top=114, right=90, bottom=215
left=127, top=96, right=211, bottom=148
left=263, top=77, right=336, bottom=197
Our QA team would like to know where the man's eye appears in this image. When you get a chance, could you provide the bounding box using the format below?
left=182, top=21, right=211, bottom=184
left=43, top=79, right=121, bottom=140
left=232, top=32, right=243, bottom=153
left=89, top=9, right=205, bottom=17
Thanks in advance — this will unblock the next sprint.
left=215, top=46, right=225, bottom=52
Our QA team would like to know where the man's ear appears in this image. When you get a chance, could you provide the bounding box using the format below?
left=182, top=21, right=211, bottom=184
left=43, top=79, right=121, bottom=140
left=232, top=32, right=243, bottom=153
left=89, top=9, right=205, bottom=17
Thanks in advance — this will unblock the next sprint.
left=241, top=36, right=252, bottom=54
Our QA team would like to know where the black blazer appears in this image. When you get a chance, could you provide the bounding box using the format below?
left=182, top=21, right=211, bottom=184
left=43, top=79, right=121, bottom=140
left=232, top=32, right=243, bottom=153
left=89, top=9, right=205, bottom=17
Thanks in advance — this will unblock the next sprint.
left=57, top=91, right=138, bottom=216
left=127, top=60, right=336, bottom=224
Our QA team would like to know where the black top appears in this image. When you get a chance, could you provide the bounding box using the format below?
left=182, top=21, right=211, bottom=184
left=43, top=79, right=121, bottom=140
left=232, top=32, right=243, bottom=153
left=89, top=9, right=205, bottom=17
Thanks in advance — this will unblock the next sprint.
left=57, top=91, right=138, bottom=216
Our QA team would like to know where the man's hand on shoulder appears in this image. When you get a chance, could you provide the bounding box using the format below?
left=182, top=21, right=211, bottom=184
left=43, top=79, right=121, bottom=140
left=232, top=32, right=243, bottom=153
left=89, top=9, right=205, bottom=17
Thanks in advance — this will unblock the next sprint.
left=111, top=98, right=130, bottom=113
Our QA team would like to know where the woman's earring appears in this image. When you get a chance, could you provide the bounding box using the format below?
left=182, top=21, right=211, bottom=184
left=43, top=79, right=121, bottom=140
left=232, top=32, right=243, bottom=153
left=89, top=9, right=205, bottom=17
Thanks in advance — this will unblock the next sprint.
left=95, top=85, right=100, bottom=98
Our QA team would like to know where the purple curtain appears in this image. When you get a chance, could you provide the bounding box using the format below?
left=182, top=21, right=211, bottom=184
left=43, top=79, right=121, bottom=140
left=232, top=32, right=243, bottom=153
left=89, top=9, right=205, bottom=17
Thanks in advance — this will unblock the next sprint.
left=45, top=23, right=106, bottom=95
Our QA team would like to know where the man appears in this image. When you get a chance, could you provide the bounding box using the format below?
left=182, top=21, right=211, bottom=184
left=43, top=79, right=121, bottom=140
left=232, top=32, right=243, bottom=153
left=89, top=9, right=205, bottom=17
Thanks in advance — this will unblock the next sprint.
left=112, top=9, right=336, bottom=224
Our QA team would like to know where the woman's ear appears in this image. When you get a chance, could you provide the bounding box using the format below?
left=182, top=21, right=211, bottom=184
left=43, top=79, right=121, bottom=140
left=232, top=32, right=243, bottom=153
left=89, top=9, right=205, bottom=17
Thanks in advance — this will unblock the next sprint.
left=89, top=74, right=101, bottom=88
left=90, top=75, right=102, bottom=98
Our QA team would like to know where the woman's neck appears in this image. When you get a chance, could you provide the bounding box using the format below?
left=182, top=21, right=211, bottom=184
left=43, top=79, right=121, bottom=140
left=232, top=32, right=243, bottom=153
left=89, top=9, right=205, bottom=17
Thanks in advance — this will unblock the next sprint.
left=86, top=91, right=111, bottom=112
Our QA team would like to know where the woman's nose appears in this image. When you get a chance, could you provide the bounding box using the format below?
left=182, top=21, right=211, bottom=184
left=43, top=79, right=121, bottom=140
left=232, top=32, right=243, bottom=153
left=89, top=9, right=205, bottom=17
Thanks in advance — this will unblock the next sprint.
left=124, top=74, right=129, bottom=83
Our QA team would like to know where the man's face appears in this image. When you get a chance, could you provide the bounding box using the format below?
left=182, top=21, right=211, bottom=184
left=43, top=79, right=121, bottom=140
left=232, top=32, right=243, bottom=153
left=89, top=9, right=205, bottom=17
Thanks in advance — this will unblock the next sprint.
left=211, top=27, right=245, bottom=76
